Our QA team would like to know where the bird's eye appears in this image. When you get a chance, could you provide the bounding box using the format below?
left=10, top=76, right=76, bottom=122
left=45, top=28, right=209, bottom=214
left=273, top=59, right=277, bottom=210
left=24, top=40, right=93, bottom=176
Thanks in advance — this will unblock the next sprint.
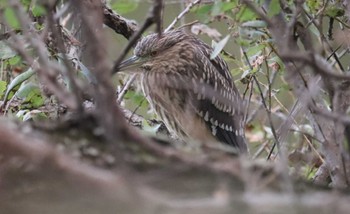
left=150, top=51, right=157, bottom=56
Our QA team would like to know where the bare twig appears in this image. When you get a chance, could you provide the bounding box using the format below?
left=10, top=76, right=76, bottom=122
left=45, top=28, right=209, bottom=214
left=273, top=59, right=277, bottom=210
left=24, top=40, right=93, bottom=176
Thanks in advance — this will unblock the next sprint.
left=111, top=0, right=163, bottom=105
left=165, top=0, right=202, bottom=32
left=246, top=69, right=278, bottom=123
left=4, top=1, right=78, bottom=109
left=241, top=0, right=273, bottom=27
left=112, top=0, right=163, bottom=74
left=0, top=30, right=20, bottom=40
left=241, top=49, right=281, bottom=156
left=117, top=73, right=137, bottom=103
left=102, top=3, right=138, bottom=39
left=280, top=52, right=350, bottom=81
left=114, top=0, right=200, bottom=104
left=47, top=11, right=84, bottom=112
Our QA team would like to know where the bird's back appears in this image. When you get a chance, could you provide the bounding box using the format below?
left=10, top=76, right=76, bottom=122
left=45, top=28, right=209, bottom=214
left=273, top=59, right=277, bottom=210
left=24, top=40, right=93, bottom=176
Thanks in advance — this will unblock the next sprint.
left=139, top=30, right=248, bottom=153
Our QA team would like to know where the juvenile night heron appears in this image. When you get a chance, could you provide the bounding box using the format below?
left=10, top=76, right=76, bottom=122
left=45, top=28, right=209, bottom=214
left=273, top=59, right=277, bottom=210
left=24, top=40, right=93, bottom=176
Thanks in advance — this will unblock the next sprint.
left=117, top=29, right=247, bottom=153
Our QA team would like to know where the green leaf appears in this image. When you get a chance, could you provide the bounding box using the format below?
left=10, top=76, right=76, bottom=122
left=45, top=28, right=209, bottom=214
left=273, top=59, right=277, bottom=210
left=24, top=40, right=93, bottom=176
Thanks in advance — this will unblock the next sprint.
left=210, top=35, right=230, bottom=59
left=308, top=24, right=320, bottom=37
left=8, top=56, right=21, bottom=65
left=0, top=0, right=7, bottom=8
left=268, top=56, right=284, bottom=69
left=240, top=69, right=250, bottom=79
left=124, top=90, right=141, bottom=102
left=193, top=4, right=212, bottom=22
left=26, top=89, right=44, bottom=108
left=221, top=2, right=237, bottom=12
left=0, top=81, right=7, bottom=97
left=22, top=110, right=47, bottom=121
left=20, top=0, right=31, bottom=8
left=211, top=2, right=223, bottom=17
left=241, top=20, right=267, bottom=28
left=16, top=109, right=29, bottom=120
left=306, top=167, right=317, bottom=180
left=236, top=38, right=250, bottom=47
left=111, top=0, right=138, bottom=14
left=306, top=0, right=322, bottom=12
left=16, top=82, right=39, bottom=99
left=236, top=6, right=257, bottom=22
left=142, top=119, right=161, bottom=134
left=0, top=41, right=16, bottom=60
left=16, top=82, right=44, bottom=108
left=4, top=7, right=20, bottom=29
left=22, top=111, right=33, bottom=121
left=76, top=60, right=97, bottom=84
left=123, top=90, right=148, bottom=115
left=246, top=44, right=265, bottom=57
left=231, top=67, right=243, bottom=76
left=211, top=1, right=237, bottom=16
left=32, top=5, right=46, bottom=17
left=2, top=68, right=35, bottom=102
left=193, top=4, right=212, bottom=14
left=326, top=5, right=345, bottom=18
left=268, top=0, right=281, bottom=17
left=239, top=28, right=266, bottom=40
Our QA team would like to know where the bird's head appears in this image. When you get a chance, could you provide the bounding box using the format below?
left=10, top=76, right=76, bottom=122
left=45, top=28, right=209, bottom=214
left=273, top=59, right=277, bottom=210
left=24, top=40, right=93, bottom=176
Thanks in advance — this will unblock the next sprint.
left=117, top=30, right=188, bottom=72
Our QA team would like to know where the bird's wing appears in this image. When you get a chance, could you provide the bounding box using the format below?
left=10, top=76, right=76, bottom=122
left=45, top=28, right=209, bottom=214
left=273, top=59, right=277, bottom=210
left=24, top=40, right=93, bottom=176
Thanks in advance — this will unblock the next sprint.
left=188, top=44, right=247, bottom=152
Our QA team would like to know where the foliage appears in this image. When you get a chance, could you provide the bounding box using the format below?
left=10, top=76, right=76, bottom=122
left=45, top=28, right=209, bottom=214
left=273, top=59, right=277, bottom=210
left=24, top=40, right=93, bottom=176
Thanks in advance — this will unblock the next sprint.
left=108, top=0, right=139, bottom=14
left=1, top=0, right=350, bottom=187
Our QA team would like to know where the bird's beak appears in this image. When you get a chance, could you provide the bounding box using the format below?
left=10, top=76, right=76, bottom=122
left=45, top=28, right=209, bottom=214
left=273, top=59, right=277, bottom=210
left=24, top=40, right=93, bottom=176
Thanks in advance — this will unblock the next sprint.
left=117, top=55, right=144, bottom=72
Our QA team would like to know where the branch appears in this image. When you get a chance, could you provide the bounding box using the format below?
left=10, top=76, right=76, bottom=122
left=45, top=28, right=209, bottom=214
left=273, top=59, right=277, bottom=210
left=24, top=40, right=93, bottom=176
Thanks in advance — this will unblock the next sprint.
left=102, top=3, right=138, bottom=39
left=4, top=1, right=79, bottom=110
left=165, top=0, right=202, bottom=32
left=280, top=52, right=350, bottom=81
left=112, top=0, right=163, bottom=74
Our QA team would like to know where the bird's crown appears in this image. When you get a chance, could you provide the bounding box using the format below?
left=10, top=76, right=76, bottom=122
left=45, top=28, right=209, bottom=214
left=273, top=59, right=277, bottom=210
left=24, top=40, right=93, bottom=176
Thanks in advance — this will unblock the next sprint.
left=134, top=29, right=189, bottom=58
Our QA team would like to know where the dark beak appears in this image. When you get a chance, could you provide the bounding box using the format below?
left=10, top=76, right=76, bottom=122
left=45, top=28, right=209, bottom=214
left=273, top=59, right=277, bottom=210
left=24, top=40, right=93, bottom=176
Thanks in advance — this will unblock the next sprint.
left=114, top=55, right=144, bottom=74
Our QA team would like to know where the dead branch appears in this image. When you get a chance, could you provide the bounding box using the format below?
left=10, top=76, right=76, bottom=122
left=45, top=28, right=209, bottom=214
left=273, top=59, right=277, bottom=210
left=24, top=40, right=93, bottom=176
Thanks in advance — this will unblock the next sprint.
left=243, top=0, right=350, bottom=188
left=102, top=3, right=139, bottom=39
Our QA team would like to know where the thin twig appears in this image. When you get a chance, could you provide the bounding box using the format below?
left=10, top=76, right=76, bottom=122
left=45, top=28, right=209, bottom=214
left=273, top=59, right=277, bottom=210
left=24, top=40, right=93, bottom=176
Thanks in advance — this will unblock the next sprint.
left=164, top=0, right=202, bottom=32
left=128, top=98, right=145, bottom=123
left=280, top=52, right=350, bottom=81
left=113, top=0, right=201, bottom=103
left=117, top=74, right=137, bottom=103
left=112, top=0, right=163, bottom=74
left=246, top=69, right=278, bottom=123
left=242, top=49, right=281, bottom=156
left=241, top=0, right=273, bottom=27
left=111, top=0, right=163, bottom=104
left=4, top=1, right=78, bottom=109
left=252, top=140, right=270, bottom=159
left=244, top=77, right=254, bottom=125
left=48, top=11, right=84, bottom=113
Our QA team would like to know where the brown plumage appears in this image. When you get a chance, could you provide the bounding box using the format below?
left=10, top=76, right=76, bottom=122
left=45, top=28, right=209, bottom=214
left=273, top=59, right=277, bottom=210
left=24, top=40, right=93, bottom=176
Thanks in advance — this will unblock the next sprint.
left=118, top=30, right=247, bottom=153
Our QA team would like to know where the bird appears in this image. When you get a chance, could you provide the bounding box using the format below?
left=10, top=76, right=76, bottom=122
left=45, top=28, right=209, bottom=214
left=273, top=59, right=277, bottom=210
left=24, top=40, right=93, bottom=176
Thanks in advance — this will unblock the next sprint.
left=117, top=29, right=247, bottom=153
